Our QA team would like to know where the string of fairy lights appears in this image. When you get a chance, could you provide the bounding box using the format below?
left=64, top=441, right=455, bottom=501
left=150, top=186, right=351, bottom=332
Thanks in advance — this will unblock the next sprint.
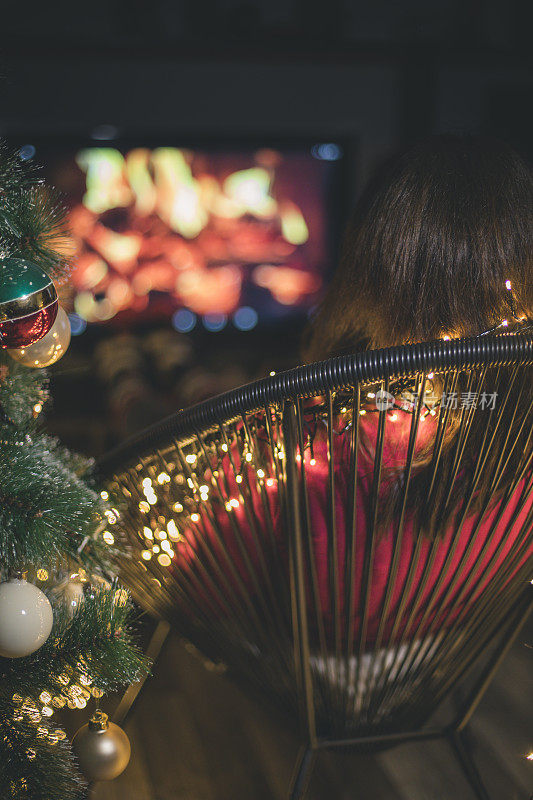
left=104, top=281, right=531, bottom=579
left=8, top=563, right=126, bottom=762
left=11, top=662, right=103, bottom=761
left=100, top=279, right=533, bottom=761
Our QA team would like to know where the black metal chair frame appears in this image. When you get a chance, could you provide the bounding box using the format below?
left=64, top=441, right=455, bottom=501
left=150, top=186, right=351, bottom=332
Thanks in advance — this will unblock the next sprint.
left=99, top=332, right=533, bottom=800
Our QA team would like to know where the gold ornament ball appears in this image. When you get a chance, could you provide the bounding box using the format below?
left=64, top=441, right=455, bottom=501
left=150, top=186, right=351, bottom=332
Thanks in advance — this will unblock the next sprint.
left=7, top=306, right=71, bottom=368
left=73, top=711, right=131, bottom=781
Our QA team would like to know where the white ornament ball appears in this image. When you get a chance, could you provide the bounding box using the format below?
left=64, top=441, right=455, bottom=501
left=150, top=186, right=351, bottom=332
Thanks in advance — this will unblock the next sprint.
left=7, top=306, right=71, bottom=368
left=0, top=579, right=53, bottom=657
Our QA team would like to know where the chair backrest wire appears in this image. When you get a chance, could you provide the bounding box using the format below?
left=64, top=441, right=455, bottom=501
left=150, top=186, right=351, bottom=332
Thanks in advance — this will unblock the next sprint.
left=99, top=331, right=533, bottom=738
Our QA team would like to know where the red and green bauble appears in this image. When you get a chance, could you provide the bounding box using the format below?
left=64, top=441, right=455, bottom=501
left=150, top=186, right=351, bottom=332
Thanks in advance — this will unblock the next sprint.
left=0, top=258, right=58, bottom=349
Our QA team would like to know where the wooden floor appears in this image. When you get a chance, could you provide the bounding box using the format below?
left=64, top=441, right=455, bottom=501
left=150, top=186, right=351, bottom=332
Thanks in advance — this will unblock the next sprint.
left=93, top=620, right=533, bottom=800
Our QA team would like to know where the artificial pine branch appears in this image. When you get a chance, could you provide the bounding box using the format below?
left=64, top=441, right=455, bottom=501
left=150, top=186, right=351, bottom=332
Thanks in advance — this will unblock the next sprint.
left=0, top=143, right=72, bottom=286
left=0, top=699, right=87, bottom=800
left=0, top=428, right=108, bottom=572
left=0, top=185, right=73, bottom=284
left=0, top=142, right=147, bottom=798
left=0, top=591, right=147, bottom=799
left=0, top=142, right=37, bottom=196
left=0, top=353, right=49, bottom=429
left=0, top=589, right=147, bottom=703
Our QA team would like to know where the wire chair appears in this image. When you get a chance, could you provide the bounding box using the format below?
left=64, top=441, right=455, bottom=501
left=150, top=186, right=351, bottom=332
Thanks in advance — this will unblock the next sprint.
left=98, top=331, right=533, bottom=800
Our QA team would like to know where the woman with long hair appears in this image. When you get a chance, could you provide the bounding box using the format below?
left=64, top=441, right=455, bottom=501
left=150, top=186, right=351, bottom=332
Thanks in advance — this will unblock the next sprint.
left=172, top=136, right=532, bottom=712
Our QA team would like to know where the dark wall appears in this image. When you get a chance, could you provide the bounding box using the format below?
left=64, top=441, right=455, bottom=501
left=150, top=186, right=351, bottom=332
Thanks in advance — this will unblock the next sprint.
left=0, top=56, right=399, bottom=191
left=0, top=0, right=530, bottom=202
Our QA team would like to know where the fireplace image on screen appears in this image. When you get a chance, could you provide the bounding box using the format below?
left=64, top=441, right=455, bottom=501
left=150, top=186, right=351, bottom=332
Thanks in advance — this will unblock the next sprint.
left=44, top=143, right=339, bottom=330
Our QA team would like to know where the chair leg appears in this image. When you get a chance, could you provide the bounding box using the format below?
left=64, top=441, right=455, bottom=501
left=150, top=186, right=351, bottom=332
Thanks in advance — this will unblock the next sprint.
left=288, top=746, right=317, bottom=800
left=449, top=729, right=491, bottom=800
left=112, top=620, right=170, bottom=726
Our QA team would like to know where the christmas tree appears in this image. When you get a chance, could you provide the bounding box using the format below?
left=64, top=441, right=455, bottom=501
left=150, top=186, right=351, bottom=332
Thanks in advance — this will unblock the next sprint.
left=0, top=145, right=146, bottom=799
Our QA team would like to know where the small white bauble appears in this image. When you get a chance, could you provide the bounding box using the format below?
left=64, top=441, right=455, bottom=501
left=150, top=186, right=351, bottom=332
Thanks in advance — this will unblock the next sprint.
left=0, top=579, right=53, bottom=658
left=54, top=579, right=85, bottom=618
left=7, top=306, right=71, bottom=368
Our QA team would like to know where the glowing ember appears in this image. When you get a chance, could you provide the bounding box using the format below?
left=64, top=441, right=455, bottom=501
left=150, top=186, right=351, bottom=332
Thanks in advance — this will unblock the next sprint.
left=253, top=265, right=321, bottom=305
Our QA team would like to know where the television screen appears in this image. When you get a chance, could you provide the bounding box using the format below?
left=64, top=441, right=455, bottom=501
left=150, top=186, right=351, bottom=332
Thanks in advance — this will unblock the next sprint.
left=40, top=143, right=342, bottom=333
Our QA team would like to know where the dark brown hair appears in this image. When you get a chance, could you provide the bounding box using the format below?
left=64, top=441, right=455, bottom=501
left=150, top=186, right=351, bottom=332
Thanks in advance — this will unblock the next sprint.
left=304, top=135, right=532, bottom=537
left=305, top=135, right=532, bottom=360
